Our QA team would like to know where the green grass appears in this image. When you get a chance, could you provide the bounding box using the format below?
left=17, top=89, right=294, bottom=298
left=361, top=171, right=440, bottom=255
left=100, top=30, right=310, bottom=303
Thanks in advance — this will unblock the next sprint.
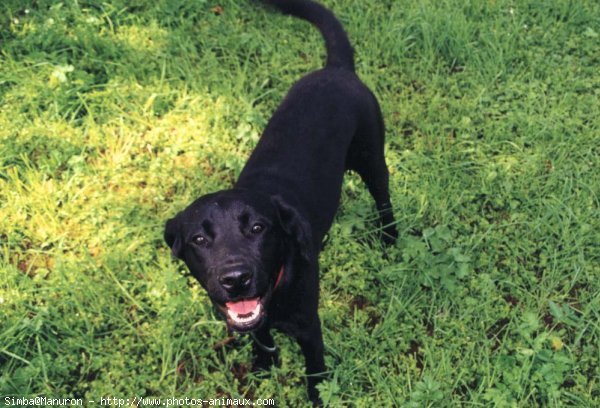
left=1, top=0, right=598, bottom=406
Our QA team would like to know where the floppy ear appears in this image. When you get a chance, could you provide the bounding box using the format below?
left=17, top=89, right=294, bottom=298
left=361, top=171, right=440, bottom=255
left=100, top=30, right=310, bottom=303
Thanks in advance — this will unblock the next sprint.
left=271, top=195, right=313, bottom=262
left=164, top=216, right=184, bottom=259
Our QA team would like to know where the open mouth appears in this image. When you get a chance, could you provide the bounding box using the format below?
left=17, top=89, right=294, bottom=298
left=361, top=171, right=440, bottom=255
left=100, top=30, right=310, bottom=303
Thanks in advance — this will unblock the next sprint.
left=222, top=297, right=264, bottom=330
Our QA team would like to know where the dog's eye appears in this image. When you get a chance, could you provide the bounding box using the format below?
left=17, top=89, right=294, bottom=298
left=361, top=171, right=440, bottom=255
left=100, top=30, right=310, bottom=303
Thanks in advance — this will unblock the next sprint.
left=250, top=223, right=264, bottom=234
left=192, top=235, right=208, bottom=246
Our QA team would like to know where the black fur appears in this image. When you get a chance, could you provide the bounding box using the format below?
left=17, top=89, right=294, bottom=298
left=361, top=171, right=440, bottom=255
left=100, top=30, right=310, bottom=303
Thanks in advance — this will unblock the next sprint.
left=165, top=0, right=397, bottom=403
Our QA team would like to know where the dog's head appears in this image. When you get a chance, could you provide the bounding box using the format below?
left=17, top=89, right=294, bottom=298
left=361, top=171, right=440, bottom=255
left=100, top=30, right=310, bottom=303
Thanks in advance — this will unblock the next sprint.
left=164, top=189, right=311, bottom=332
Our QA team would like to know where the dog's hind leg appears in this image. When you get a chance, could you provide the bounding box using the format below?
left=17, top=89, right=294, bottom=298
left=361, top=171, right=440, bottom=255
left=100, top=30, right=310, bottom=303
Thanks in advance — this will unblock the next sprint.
left=346, top=96, right=398, bottom=245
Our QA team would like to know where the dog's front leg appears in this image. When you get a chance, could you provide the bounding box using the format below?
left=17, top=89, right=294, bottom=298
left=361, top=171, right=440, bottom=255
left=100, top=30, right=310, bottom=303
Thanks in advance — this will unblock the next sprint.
left=251, top=326, right=279, bottom=373
left=296, top=317, right=326, bottom=405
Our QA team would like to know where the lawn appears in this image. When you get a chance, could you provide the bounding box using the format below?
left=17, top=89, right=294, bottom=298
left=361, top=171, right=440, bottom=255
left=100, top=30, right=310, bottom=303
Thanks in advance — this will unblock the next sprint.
left=1, top=0, right=598, bottom=406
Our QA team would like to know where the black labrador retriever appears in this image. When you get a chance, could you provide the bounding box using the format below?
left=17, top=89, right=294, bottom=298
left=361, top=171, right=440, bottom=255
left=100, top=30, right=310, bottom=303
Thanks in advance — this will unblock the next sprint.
left=165, top=0, right=397, bottom=403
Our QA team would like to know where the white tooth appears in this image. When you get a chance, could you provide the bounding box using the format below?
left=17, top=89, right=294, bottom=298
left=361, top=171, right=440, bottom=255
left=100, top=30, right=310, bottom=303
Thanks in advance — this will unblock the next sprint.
left=228, top=303, right=261, bottom=324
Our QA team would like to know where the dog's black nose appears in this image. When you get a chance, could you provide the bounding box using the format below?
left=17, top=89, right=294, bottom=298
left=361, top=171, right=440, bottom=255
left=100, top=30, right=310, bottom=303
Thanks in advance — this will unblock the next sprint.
left=219, top=269, right=252, bottom=294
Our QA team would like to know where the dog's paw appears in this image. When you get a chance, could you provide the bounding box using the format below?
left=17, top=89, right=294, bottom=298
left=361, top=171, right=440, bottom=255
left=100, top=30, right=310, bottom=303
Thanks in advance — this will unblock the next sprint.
left=251, top=352, right=280, bottom=374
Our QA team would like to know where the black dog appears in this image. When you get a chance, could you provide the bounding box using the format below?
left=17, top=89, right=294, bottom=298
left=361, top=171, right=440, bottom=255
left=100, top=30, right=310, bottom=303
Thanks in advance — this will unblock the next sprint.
left=165, top=0, right=397, bottom=403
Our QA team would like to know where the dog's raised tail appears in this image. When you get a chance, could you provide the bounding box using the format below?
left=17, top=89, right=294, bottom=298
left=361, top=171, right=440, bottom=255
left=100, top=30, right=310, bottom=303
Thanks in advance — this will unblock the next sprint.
left=262, top=0, right=355, bottom=71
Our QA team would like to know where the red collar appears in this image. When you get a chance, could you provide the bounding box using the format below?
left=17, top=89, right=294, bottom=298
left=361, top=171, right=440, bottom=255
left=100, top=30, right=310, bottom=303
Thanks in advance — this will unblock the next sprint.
left=273, top=265, right=285, bottom=291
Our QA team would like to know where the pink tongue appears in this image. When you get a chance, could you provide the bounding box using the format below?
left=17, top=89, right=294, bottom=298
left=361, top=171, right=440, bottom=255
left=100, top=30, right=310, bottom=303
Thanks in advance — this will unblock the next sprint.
left=225, top=298, right=259, bottom=315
